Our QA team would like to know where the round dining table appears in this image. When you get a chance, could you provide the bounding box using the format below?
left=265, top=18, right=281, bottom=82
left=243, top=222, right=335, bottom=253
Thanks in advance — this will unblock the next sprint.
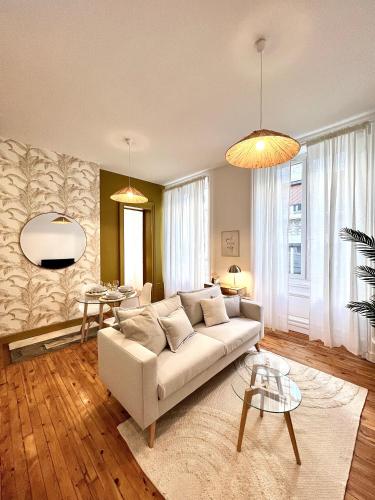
left=76, top=291, right=138, bottom=342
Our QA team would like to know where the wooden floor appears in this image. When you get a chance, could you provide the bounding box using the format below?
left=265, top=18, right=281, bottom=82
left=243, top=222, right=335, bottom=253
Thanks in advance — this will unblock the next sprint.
left=0, top=331, right=374, bottom=500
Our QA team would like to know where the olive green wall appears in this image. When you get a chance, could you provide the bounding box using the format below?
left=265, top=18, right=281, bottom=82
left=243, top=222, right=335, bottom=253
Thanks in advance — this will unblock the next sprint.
left=100, top=169, right=164, bottom=301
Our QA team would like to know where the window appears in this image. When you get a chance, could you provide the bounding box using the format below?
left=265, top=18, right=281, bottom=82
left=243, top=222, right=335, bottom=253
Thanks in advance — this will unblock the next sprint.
left=288, top=157, right=306, bottom=278
left=123, top=207, right=144, bottom=290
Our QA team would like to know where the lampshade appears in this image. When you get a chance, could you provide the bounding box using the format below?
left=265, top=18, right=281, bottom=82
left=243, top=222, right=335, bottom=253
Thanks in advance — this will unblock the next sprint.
left=110, top=185, right=148, bottom=204
left=226, top=129, right=300, bottom=169
left=225, top=37, right=300, bottom=169
left=228, top=265, right=241, bottom=274
left=110, top=138, right=148, bottom=204
left=51, top=216, right=71, bottom=224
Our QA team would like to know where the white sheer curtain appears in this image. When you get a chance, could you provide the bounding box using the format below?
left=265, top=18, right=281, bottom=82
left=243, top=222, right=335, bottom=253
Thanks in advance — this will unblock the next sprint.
left=251, top=164, right=290, bottom=331
left=163, top=176, right=209, bottom=297
left=307, top=123, right=375, bottom=357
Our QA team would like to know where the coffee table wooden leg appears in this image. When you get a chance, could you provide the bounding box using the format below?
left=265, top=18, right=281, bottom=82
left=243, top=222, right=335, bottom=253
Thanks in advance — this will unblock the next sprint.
left=237, top=388, right=252, bottom=452
left=284, top=411, right=301, bottom=465
left=81, top=303, right=88, bottom=343
left=260, top=381, right=265, bottom=417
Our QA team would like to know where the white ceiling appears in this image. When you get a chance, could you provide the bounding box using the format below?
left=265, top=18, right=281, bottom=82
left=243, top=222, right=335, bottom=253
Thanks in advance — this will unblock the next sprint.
left=1, top=0, right=375, bottom=185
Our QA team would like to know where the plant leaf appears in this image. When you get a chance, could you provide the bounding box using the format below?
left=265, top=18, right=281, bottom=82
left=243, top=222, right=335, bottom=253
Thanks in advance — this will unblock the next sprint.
left=355, top=265, right=375, bottom=288
left=339, top=227, right=375, bottom=262
left=346, top=298, right=375, bottom=328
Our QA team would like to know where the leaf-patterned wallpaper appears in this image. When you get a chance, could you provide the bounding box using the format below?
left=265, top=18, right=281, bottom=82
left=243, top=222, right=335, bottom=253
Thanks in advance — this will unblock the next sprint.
left=0, top=137, right=100, bottom=337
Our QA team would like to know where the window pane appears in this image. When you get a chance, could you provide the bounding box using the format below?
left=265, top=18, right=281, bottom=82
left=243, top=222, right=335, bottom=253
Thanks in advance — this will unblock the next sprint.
left=124, top=208, right=143, bottom=289
left=288, top=162, right=303, bottom=276
left=289, top=243, right=301, bottom=274
left=290, top=162, right=302, bottom=183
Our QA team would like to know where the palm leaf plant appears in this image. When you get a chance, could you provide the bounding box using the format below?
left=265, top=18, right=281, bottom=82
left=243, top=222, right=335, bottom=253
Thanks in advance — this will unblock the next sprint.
left=339, top=227, right=375, bottom=327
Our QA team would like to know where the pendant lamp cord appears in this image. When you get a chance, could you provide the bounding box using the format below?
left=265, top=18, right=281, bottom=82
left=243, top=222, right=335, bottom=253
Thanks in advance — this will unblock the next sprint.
left=126, top=138, right=131, bottom=188
left=259, top=48, right=263, bottom=130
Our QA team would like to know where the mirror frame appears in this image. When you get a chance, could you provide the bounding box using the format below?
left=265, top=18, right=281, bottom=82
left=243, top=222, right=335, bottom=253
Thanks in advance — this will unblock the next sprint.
left=19, top=211, right=87, bottom=270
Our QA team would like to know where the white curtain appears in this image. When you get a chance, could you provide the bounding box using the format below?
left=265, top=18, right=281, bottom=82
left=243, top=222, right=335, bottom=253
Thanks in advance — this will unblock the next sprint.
left=307, top=124, right=375, bottom=357
left=163, top=176, right=209, bottom=297
left=251, top=164, right=290, bottom=331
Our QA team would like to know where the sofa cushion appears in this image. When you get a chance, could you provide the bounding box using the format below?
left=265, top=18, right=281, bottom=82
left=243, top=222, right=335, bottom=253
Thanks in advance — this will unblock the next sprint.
left=117, top=306, right=167, bottom=355
left=151, top=294, right=182, bottom=317
left=178, top=285, right=221, bottom=326
left=158, top=307, right=195, bottom=352
left=195, top=317, right=261, bottom=354
left=224, top=295, right=241, bottom=318
left=157, top=333, right=226, bottom=400
left=113, top=306, right=145, bottom=324
left=200, top=295, right=230, bottom=327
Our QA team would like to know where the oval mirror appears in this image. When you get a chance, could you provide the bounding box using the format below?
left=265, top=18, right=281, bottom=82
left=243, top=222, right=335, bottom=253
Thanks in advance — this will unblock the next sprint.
left=20, top=212, right=86, bottom=269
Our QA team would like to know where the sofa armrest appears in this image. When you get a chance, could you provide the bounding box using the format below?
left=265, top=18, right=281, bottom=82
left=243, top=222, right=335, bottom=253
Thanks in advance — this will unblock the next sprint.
left=98, top=327, right=158, bottom=429
left=240, top=299, right=264, bottom=339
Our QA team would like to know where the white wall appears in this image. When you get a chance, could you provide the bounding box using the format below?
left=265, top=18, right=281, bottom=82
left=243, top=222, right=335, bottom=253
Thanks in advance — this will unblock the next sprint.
left=209, top=165, right=252, bottom=295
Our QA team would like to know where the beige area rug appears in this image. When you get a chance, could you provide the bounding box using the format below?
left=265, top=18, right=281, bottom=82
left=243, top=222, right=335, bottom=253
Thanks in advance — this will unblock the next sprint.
left=118, top=351, right=367, bottom=500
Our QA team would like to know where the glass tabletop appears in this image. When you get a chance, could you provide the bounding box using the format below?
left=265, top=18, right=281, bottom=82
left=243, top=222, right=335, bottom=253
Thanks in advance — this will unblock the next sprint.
left=232, top=372, right=302, bottom=414
left=75, top=290, right=137, bottom=304
left=244, top=350, right=290, bottom=377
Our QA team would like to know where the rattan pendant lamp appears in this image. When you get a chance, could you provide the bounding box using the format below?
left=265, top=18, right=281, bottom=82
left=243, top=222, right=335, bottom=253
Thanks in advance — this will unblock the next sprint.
left=110, top=138, right=148, bottom=203
left=226, top=38, right=300, bottom=169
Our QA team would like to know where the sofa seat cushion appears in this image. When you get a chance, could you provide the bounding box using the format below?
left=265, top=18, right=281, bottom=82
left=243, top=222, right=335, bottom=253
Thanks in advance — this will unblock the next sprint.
left=195, top=317, right=261, bottom=355
left=157, top=333, right=226, bottom=400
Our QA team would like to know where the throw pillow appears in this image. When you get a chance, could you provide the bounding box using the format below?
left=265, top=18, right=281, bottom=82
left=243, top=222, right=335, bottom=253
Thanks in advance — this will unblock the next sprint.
left=151, top=294, right=182, bottom=317
left=200, top=294, right=230, bottom=327
left=117, top=305, right=166, bottom=355
left=224, top=295, right=241, bottom=318
left=178, top=285, right=221, bottom=325
left=158, top=306, right=195, bottom=352
left=113, top=306, right=145, bottom=326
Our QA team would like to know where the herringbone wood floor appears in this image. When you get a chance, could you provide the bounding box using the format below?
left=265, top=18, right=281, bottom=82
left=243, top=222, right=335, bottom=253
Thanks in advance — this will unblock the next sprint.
left=0, top=330, right=374, bottom=499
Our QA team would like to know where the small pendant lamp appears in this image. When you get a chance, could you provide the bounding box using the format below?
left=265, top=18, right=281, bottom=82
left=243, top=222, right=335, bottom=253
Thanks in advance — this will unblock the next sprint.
left=226, top=38, right=300, bottom=169
left=110, top=138, right=148, bottom=204
left=51, top=215, right=71, bottom=224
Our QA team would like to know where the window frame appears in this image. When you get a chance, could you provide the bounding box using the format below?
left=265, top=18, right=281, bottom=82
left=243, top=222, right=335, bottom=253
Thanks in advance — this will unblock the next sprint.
left=288, top=153, right=307, bottom=281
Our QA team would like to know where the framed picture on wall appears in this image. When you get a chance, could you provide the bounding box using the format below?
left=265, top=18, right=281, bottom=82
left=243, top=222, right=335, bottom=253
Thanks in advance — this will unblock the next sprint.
left=221, top=230, right=240, bottom=257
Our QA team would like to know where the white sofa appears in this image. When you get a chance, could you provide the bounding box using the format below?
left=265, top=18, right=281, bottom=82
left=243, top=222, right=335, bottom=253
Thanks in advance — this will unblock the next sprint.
left=98, top=286, right=264, bottom=447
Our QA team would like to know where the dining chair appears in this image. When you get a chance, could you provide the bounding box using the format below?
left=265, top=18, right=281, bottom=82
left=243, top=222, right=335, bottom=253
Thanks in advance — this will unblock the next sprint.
left=138, top=282, right=153, bottom=306
left=119, top=282, right=153, bottom=308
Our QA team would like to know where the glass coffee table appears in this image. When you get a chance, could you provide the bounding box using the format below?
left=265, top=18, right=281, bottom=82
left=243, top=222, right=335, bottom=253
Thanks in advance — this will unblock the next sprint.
left=232, top=360, right=302, bottom=464
left=244, top=350, right=290, bottom=377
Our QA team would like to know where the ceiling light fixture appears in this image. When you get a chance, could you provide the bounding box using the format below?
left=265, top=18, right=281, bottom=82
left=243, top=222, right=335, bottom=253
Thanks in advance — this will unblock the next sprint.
left=110, top=138, right=148, bottom=204
left=225, top=37, right=300, bottom=169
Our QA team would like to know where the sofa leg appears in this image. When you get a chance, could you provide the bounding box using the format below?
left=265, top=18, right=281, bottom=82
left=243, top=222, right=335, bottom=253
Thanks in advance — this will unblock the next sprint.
left=147, top=421, right=156, bottom=448
left=255, top=342, right=261, bottom=353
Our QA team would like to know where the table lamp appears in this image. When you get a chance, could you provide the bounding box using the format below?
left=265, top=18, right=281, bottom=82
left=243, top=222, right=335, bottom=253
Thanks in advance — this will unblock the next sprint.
left=228, top=265, right=241, bottom=287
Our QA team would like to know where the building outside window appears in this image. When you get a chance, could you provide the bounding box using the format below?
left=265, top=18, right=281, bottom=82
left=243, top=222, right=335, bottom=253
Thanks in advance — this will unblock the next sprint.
left=288, top=159, right=306, bottom=277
